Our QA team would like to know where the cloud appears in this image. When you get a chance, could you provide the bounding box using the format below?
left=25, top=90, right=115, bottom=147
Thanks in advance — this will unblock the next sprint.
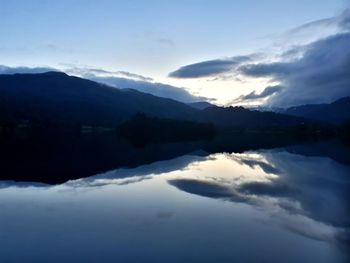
left=64, top=154, right=204, bottom=188
left=66, top=67, right=154, bottom=82
left=168, top=178, right=248, bottom=202
left=232, top=85, right=282, bottom=104
left=239, top=32, right=350, bottom=106
left=282, top=13, right=343, bottom=42
left=238, top=181, right=295, bottom=197
left=238, top=9, right=350, bottom=106
left=168, top=10, right=350, bottom=81
left=117, top=71, right=154, bottom=81
left=236, top=155, right=282, bottom=174
left=269, top=9, right=350, bottom=52
left=168, top=55, right=253, bottom=79
left=340, top=8, right=350, bottom=29
left=167, top=8, right=350, bottom=106
left=89, top=76, right=208, bottom=102
left=288, top=17, right=336, bottom=34
left=290, top=8, right=349, bottom=33
left=62, top=66, right=210, bottom=102
left=168, top=150, right=350, bottom=243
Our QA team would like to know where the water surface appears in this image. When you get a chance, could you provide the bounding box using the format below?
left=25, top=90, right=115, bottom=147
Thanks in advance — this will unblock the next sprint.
left=0, top=142, right=349, bottom=262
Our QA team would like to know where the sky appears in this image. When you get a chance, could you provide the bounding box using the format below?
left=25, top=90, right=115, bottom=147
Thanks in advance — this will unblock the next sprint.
left=1, top=0, right=349, bottom=106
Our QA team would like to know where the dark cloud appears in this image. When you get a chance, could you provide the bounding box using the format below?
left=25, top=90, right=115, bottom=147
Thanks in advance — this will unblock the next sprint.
left=280, top=45, right=308, bottom=60
left=167, top=9, right=350, bottom=106
left=233, top=86, right=282, bottom=103
left=239, top=32, right=350, bottom=106
left=239, top=157, right=282, bottom=174
left=168, top=10, right=349, bottom=81
left=238, top=181, right=295, bottom=197
left=240, top=62, right=295, bottom=77
left=168, top=55, right=253, bottom=79
left=244, top=86, right=282, bottom=100
left=338, top=8, right=350, bottom=30
left=168, top=179, right=247, bottom=202
left=236, top=9, right=350, bottom=106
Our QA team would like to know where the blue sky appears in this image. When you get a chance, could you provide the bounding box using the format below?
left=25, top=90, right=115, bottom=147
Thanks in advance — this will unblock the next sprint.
left=1, top=0, right=349, bottom=106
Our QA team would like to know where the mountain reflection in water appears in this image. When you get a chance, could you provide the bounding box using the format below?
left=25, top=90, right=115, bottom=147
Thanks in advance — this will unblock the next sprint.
left=0, top=140, right=349, bottom=263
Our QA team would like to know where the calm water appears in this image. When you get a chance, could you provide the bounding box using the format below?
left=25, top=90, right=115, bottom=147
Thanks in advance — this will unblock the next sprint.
left=0, top=143, right=349, bottom=262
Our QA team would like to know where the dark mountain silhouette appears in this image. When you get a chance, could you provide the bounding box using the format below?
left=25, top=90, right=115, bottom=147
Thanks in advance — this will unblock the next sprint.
left=282, top=97, right=350, bottom=124
left=0, top=72, right=308, bottom=129
left=0, top=72, right=198, bottom=127
left=201, top=106, right=306, bottom=128
left=187, top=101, right=215, bottom=110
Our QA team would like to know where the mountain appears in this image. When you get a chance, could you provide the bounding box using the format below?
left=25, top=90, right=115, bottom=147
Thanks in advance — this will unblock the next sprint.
left=187, top=101, right=216, bottom=110
left=282, top=97, right=350, bottom=124
left=201, top=106, right=306, bottom=128
left=0, top=72, right=308, bottom=130
left=0, top=72, right=198, bottom=127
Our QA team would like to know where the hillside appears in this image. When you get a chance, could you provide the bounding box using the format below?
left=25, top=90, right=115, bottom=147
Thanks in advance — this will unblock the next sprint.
left=0, top=72, right=309, bottom=130
left=202, top=106, right=306, bottom=128
left=283, top=97, right=350, bottom=124
left=187, top=101, right=215, bottom=110
left=0, top=72, right=198, bottom=127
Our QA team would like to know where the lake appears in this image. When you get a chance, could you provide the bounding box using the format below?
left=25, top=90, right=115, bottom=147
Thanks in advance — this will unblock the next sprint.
left=0, top=139, right=349, bottom=262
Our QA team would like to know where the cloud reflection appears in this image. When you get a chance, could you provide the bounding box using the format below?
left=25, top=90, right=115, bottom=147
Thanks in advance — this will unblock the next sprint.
left=168, top=150, right=350, bottom=247
left=0, top=143, right=349, bottom=253
left=0, top=154, right=205, bottom=189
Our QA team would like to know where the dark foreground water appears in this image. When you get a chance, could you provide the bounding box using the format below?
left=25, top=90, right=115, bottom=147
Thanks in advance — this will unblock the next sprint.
left=0, top=140, right=349, bottom=262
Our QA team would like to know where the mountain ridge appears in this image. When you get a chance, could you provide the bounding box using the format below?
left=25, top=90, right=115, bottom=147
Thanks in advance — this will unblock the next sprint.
left=0, top=71, right=199, bottom=126
left=0, top=72, right=309, bottom=129
left=281, top=97, right=350, bottom=124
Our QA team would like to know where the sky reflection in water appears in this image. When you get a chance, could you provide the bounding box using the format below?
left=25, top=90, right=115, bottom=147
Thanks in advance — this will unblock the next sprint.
left=0, top=147, right=349, bottom=263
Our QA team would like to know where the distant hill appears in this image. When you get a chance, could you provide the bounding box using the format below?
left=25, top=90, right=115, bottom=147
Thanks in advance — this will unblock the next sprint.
left=0, top=72, right=198, bottom=127
left=187, top=101, right=216, bottom=110
left=282, top=97, right=350, bottom=124
left=0, top=72, right=308, bottom=129
left=201, top=106, right=306, bottom=128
